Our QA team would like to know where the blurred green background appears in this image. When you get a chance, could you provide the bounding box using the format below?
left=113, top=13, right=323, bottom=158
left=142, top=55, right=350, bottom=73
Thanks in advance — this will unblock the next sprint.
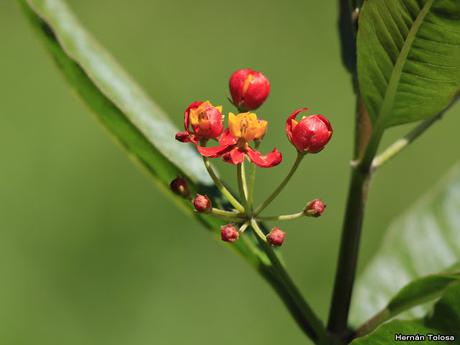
left=1, top=1, right=459, bottom=344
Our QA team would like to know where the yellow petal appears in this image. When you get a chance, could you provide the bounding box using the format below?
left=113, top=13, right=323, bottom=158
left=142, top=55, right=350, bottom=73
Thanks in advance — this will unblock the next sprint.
left=228, top=112, right=241, bottom=138
left=255, top=120, right=268, bottom=139
left=189, top=108, right=199, bottom=125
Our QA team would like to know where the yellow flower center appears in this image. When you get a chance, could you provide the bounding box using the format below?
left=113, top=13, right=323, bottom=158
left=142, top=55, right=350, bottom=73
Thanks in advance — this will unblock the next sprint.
left=189, top=101, right=222, bottom=127
left=228, top=112, right=267, bottom=142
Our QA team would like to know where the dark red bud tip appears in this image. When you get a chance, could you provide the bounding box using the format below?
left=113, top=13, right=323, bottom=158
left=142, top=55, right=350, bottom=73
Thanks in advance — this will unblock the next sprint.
left=170, top=177, right=190, bottom=198
left=221, top=224, right=239, bottom=243
left=193, top=194, right=212, bottom=213
left=229, top=68, right=270, bottom=111
left=305, top=199, right=326, bottom=217
left=267, top=227, right=285, bottom=246
left=175, top=131, right=190, bottom=143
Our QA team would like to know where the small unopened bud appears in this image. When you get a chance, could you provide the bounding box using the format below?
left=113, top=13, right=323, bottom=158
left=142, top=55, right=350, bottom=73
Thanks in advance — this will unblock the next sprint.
left=193, top=194, right=212, bottom=213
left=267, top=227, right=285, bottom=246
left=304, top=199, right=326, bottom=217
left=221, top=224, right=239, bottom=243
left=170, top=177, right=190, bottom=198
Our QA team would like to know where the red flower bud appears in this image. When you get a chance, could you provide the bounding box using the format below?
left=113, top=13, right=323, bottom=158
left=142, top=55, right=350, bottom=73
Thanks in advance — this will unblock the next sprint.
left=286, top=108, right=333, bottom=153
left=221, top=224, right=239, bottom=243
left=304, top=199, right=326, bottom=217
left=267, top=227, right=285, bottom=246
left=193, top=194, right=212, bottom=213
left=229, top=69, right=270, bottom=111
left=170, top=177, right=190, bottom=198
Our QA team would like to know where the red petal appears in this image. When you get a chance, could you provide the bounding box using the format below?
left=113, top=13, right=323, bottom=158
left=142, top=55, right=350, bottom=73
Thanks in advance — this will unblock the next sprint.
left=218, top=129, right=238, bottom=146
left=197, top=143, right=233, bottom=158
left=247, top=147, right=282, bottom=168
left=222, top=147, right=245, bottom=165
left=286, top=108, right=309, bottom=143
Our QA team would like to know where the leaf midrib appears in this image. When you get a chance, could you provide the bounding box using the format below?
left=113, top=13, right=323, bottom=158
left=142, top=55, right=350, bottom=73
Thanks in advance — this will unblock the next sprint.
left=374, top=0, right=434, bottom=132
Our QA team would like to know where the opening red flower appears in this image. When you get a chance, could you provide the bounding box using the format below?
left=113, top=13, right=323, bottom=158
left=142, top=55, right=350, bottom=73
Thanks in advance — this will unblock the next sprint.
left=175, top=101, right=224, bottom=143
left=197, top=112, right=282, bottom=168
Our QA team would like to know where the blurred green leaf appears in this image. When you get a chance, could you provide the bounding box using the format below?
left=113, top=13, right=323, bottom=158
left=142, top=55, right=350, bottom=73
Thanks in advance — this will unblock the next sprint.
left=357, top=0, right=460, bottom=128
left=354, top=270, right=460, bottom=336
left=386, top=270, right=460, bottom=314
left=351, top=283, right=460, bottom=344
left=351, top=163, right=460, bottom=327
left=21, top=0, right=210, bottom=185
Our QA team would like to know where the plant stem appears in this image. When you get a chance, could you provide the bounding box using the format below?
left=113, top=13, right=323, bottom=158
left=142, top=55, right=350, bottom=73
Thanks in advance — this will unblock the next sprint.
left=352, top=308, right=390, bottom=339
left=248, top=162, right=257, bottom=212
left=202, top=157, right=244, bottom=212
left=327, top=166, right=371, bottom=339
left=209, top=208, right=246, bottom=221
left=372, top=113, right=443, bottom=171
left=247, top=141, right=260, bottom=212
left=255, top=152, right=304, bottom=216
left=327, top=96, right=377, bottom=340
left=237, top=161, right=250, bottom=212
left=257, top=211, right=305, bottom=222
left=239, top=221, right=250, bottom=233
left=250, top=220, right=329, bottom=344
left=251, top=220, right=267, bottom=241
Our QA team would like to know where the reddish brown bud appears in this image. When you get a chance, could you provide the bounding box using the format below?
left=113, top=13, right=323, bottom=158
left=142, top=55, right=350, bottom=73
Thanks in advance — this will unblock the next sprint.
left=229, top=68, right=270, bottom=111
left=193, top=194, right=212, bottom=213
left=170, top=177, right=190, bottom=198
left=286, top=109, right=333, bottom=153
left=305, top=199, right=326, bottom=217
left=221, top=224, right=239, bottom=243
left=267, top=227, right=285, bottom=246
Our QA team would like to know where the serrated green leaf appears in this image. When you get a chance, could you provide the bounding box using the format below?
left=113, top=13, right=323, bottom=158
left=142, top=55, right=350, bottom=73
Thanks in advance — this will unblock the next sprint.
left=351, top=163, right=460, bottom=327
left=351, top=283, right=460, bottom=344
left=357, top=0, right=460, bottom=128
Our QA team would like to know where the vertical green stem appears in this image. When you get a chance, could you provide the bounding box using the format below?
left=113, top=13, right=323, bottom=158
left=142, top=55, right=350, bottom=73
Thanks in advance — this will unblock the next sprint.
left=237, top=161, right=249, bottom=212
left=247, top=141, right=260, bottom=212
left=248, top=162, right=257, bottom=212
left=327, top=94, right=379, bottom=340
left=255, top=152, right=304, bottom=216
left=327, top=166, right=371, bottom=340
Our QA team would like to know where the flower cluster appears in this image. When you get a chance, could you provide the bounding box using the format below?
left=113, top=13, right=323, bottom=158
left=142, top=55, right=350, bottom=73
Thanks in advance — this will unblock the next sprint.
left=172, top=69, right=333, bottom=247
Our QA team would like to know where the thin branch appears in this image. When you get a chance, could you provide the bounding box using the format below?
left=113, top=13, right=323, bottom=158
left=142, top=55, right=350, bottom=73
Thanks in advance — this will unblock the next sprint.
left=372, top=113, right=443, bottom=171
left=237, top=162, right=249, bottom=211
left=257, top=211, right=305, bottom=222
left=202, top=157, right=244, bottom=212
left=209, top=208, right=246, bottom=222
left=255, top=152, right=304, bottom=216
